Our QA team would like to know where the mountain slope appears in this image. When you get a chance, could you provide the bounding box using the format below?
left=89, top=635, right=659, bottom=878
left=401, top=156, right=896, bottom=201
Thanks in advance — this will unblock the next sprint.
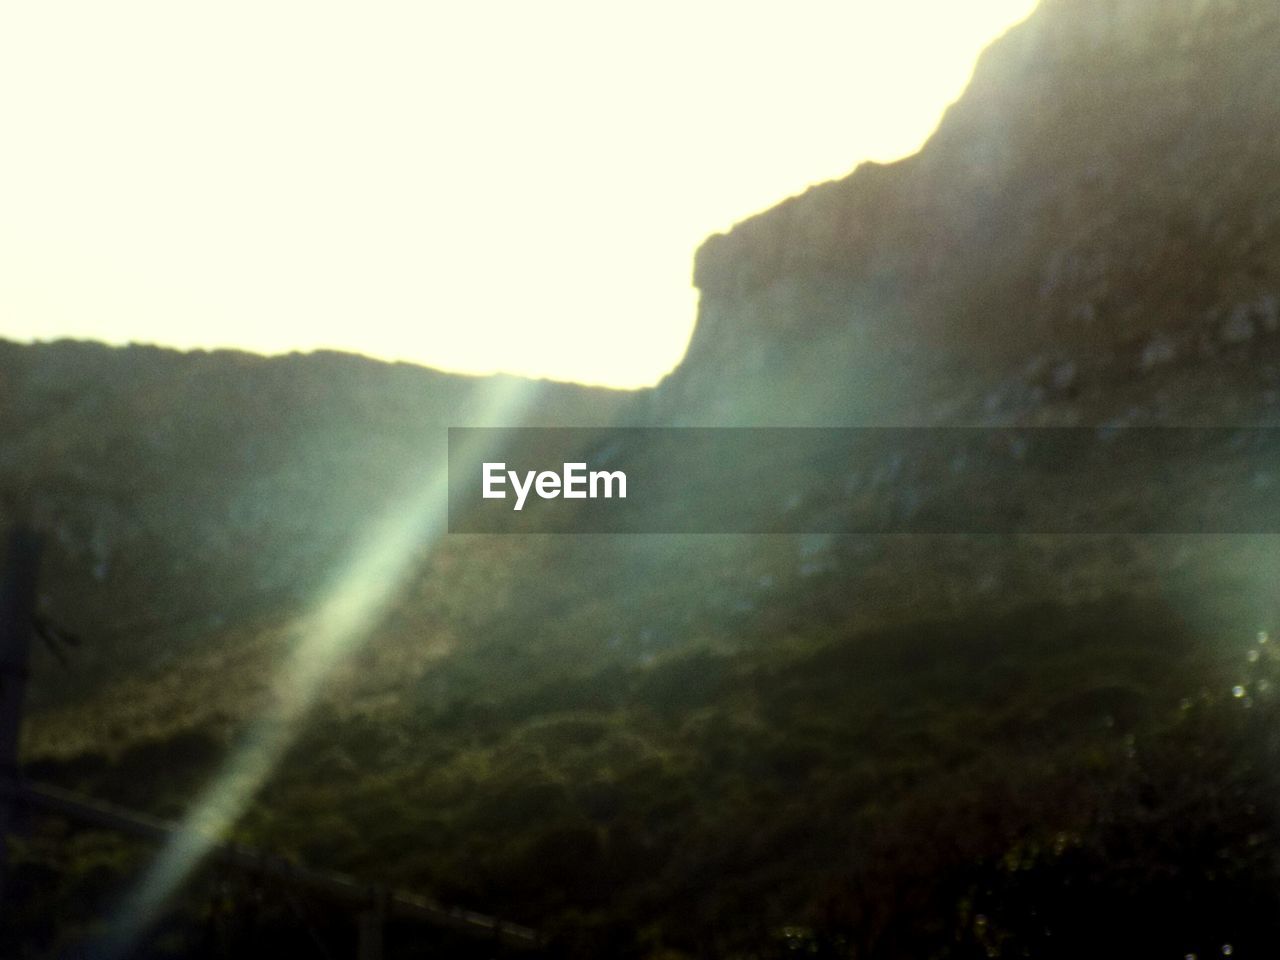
left=661, top=0, right=1280, bottom=423
left=7, top=1, right=1280, bottom=957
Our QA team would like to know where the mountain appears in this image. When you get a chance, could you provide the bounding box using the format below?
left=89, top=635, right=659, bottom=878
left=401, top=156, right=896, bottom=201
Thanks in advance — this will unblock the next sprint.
left=659, top=0, right=1280, bottom=424
left=7, top=1, right=1280, bottom=958
left=0, top=340, right=633, bottom=693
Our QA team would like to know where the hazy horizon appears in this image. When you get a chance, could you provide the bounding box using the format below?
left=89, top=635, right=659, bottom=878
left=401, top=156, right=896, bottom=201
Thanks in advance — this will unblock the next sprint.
left=1, top=1, right=1036, bottom=389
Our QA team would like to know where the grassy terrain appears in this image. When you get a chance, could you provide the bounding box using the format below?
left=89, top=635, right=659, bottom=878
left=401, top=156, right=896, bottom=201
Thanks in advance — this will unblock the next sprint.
left=6, top=340, right=1280, bottom=958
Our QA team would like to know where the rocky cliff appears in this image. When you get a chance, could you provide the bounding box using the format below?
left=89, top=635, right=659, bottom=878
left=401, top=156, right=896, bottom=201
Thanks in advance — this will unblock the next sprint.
left=659, top=0, right=1280, bottom=424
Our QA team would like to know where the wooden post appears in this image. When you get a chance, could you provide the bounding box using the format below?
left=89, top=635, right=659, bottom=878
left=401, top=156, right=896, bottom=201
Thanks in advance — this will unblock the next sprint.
left=0, top=525, right=41, bottom=899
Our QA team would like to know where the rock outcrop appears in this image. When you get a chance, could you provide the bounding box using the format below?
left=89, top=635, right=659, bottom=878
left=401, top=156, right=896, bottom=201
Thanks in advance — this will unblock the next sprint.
left=659, top=0, right=1280, bottom=423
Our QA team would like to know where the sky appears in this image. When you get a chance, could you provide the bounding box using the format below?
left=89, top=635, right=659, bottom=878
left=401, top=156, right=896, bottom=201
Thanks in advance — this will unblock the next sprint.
left=0, top=1, right=1036, bottom=389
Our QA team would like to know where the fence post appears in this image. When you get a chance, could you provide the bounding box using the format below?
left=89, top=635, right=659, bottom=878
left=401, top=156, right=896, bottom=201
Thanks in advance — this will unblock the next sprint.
left=0, top=525, right=41, bottom=900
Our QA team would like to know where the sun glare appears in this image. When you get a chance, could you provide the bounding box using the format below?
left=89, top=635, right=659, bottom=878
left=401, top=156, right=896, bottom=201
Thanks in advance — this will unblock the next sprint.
left=0, top=1, right=1035, bottom=388
left=100, top=377, right=539, bottom=955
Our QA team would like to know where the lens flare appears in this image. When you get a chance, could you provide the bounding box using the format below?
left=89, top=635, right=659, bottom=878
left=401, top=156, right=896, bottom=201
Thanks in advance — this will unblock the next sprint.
left=99, top=376, right=538, bottom=956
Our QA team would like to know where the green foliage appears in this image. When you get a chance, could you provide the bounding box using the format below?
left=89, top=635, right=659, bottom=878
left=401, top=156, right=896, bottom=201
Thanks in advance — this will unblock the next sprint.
left=7, top=342, right=1280, bottom=957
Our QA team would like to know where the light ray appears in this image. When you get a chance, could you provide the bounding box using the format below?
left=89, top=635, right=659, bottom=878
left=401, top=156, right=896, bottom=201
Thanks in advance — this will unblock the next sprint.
left=98, top=375, right=537, bottom=956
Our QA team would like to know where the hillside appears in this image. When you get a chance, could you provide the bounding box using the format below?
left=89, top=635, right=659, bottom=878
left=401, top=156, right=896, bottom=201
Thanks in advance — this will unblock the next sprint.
left=660, top=0, right=1280, bottom=424
left=6, top=0, right=1280, bottom=958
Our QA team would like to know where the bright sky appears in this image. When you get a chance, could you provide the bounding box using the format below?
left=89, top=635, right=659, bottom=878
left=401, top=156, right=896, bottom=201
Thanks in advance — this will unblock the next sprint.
left=0, top=1, right=1035, bottom=388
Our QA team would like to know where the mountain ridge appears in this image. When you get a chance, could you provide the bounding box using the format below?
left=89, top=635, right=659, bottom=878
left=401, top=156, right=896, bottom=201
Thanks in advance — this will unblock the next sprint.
left=662, top=0, right=1280, bottom=422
